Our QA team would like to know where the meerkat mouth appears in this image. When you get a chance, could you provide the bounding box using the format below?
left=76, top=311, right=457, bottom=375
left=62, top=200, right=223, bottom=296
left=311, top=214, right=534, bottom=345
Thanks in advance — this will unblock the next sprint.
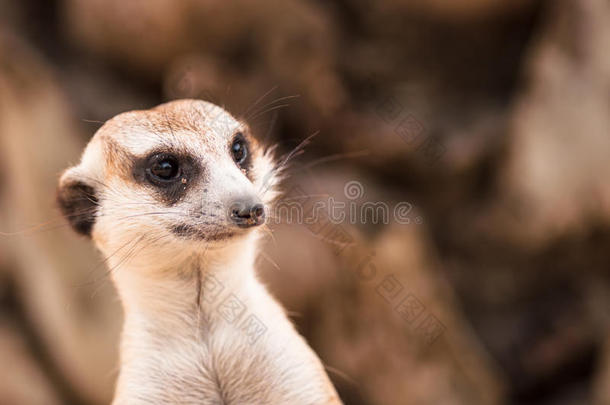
left=170, top=224, right=237, bottom=241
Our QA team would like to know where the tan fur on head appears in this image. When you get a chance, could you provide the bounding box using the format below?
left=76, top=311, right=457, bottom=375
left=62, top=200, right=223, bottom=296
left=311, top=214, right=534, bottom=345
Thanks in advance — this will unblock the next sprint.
left=57, top=100, right=341, bottom=404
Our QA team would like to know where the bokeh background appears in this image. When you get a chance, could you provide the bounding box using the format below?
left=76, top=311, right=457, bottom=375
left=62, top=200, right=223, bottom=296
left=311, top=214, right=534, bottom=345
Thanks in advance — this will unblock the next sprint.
left=1, top=0, right=610, bottom=404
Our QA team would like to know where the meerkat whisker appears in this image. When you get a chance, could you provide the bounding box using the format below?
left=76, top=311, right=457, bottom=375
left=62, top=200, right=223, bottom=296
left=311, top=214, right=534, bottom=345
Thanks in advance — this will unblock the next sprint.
left=245, top=94, right=300, bottom=119
left=249, top=103, right=292, bottom=121
left=240, top=85, right=278, bottom=118
left=258, top=251, right=281, bottom=272
left=77, top=236, right=144, bottom=291
left=245, top=94, right=300, bottom=121
left=299, top=149, right=371, bottom=170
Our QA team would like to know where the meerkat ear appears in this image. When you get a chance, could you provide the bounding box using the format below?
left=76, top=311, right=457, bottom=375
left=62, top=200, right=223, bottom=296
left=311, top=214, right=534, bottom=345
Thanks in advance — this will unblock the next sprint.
left=57, top=167, right=99, bottom=237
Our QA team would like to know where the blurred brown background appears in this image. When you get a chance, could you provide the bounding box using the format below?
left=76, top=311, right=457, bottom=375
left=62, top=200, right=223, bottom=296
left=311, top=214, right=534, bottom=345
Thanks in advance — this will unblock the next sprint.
left=1, top=0, right=609, bottom=404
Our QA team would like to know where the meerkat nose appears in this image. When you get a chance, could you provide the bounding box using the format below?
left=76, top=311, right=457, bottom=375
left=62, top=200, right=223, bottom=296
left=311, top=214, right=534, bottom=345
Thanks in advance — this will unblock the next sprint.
left=229, top=200, right=266, bottom=228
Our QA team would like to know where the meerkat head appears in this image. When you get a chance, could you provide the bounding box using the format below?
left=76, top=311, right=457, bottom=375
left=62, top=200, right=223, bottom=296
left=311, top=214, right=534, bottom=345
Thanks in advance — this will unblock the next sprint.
left=57, top=100, right=279, bottom=264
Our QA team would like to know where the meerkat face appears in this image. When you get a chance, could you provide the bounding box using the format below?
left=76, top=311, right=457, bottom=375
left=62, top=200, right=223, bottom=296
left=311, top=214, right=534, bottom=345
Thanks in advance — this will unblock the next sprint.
left=57, top=100, right=279, bottom=259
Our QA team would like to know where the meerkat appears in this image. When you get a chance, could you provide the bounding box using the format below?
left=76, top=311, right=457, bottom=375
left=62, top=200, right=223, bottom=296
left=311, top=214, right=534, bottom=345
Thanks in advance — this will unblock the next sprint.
left=56, top=99, right=342, bottom=405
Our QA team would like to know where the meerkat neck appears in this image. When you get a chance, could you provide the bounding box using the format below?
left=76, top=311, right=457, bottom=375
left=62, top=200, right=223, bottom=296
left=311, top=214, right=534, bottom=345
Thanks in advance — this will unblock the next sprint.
left=110, top=237, right=259, bottom=331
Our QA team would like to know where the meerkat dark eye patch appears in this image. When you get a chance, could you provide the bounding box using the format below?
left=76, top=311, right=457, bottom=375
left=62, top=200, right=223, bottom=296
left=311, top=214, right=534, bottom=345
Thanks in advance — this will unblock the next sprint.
left=132, top=151, right=201, bottom=205
left=56, top=181, right=98, bottom=237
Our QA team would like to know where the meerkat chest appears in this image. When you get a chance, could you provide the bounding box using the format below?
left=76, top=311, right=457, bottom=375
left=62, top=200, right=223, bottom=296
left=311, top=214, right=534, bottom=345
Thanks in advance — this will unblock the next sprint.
left=116, top=310, right=332, bottom=405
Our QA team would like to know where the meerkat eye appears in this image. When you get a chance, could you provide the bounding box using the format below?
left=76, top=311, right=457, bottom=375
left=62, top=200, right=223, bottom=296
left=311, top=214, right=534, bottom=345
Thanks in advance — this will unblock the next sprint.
left=231, top=133, right=248, bottom=166
left=147, top=154, right=180, bottom=182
